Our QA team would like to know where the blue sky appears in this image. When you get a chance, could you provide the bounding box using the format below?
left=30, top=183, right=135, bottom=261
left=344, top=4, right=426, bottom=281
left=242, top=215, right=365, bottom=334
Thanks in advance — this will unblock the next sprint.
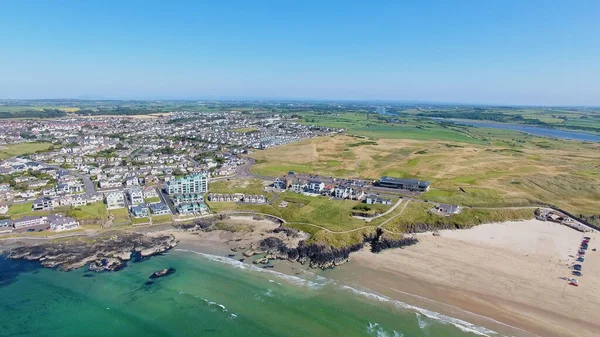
left=1, top=1, right=599, bottom=105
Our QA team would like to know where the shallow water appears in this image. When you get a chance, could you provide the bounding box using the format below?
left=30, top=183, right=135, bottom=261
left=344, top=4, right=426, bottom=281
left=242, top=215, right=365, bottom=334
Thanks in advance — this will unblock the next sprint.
left=0, top=251, right=497, bottom=337
left=434, top=118, right=600, bottom=142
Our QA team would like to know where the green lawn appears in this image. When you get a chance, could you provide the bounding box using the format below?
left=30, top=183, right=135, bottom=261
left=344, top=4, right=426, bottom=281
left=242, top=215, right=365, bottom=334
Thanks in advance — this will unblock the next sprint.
left=8, top=202, right=33, bottom=216
left=231, top=127, right=258, bottom=133
left=144, top=197, right=161, bottom=203
left=66, top=202, right=108, bottom=220
left=132, top=217, right=150, bottom=224
left=208, top=191, right=370, bottom=232
left=109, top=208, right=131, bottom=225
left=0, top=142, right=54, bottom=160
left=151, top=214, right=173, bottom=224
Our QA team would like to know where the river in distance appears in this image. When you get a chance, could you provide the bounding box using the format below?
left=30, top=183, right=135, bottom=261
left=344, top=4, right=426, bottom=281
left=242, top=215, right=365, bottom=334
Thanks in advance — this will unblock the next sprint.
left=0, top=249, right=507, bottom=337
left=433, top=118, right=600, bottom=142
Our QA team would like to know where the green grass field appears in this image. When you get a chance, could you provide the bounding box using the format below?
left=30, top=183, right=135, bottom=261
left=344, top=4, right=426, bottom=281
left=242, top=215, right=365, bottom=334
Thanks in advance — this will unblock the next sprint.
left=66, top=202, right=107, bottom=221
left=132, top=217, right=150, bottom=224
left=151, top=214, right=174, bottom=224
left=381, top=202, right=534, bottom=233
left=109, top=208, right=131, bottom=226
left=0, top=142, right=54, bottom=160
left=144, top=197, right=161, bottom=203
left=231, top=127, right=258, bottom=133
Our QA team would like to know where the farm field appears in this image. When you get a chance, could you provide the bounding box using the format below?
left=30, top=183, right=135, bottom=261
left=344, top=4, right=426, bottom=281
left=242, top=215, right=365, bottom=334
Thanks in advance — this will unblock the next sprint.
left=0, top=142, right=53, bottom=160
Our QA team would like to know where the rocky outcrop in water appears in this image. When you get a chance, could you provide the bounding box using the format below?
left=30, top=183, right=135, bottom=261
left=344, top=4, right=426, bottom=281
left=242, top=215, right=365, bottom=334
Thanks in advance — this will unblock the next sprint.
left=7, top=233, right=178, bottom=271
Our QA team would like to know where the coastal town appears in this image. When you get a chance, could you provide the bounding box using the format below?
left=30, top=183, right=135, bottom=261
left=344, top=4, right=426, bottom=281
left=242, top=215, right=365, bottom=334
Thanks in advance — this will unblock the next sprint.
left=0, top=112, right=345, bottom=233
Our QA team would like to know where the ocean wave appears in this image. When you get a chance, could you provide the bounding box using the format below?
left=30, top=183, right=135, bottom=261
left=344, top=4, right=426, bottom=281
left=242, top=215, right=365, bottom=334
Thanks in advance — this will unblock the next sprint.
left=342, top=285, right=496, bottom=336
left=175, top=249, right=328, bottom=289
left=175, top=288, right=238, bottom=319
left=366, top=322, right=403, bottom=337
left=175, top=249, right=503, bottom=336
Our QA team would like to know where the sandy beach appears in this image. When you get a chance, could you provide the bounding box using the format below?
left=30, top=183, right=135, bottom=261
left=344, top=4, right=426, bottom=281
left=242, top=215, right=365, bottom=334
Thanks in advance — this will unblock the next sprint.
left=343, top=220, right=600, bottom=337
left=148, top=216, right=599, bottom=337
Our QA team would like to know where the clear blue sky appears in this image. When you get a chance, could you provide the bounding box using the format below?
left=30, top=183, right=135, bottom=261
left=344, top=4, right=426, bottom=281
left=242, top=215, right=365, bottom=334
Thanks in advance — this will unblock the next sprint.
left=1, top=1, right=599, bottom=105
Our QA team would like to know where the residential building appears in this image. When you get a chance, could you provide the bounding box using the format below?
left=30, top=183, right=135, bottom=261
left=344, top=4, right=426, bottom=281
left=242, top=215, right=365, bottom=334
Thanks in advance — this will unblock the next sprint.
left=174, top=193, right=204, bottom=205
left=307, top=180, right=324, bottom=193
left=149, top=203, right=171, bottom=215
left=208, top=193, right=243, bottom=202
left=128, top=187, right=144, bottom=205
left=130, top=205, right=149, bottom=218
left=32, top=197, right=56, bottom=211
left=273, top=177, right=288, bottom=189
left=242, top=195, right=267, bottom=203
left=48, top=214, right=80, bottom=231
left=105, top=192, right=125, bottom=209
left=334, top=185, right=352, bottom=199
left=290, top=179, right=306, bottom=193
left=365, top=194, right=392, bottom=205
left=0, top=219, right=12, bottom=233
left=435, top=204, right=461, bottom=215
left=167, top=174, right=208, bottom=194
left=0, top=203, right=8, bottom=215
left=143, top=186, right=158, bottom=200
left=376, top=176, right=430, bottom=192
left=13, top=215, right=47, bottom=229
left=177, top=202, right=208, bottom=215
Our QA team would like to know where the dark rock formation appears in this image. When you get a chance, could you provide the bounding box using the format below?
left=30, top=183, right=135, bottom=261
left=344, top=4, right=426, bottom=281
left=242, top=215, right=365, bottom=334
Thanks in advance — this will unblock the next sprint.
left=368, top=228, right=418, bottom=253
left=7, top=233, right=178, bottom=272
left=149, top=267, right=176, bottom=279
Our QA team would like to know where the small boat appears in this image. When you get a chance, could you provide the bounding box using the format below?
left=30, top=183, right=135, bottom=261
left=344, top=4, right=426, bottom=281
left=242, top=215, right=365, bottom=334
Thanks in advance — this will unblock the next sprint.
left=149, top=267, right=176, bottom=279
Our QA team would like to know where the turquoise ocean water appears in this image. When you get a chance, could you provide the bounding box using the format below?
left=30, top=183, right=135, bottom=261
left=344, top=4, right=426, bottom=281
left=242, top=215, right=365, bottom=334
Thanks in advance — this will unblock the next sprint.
left=0, top=249, right=499, bottom=337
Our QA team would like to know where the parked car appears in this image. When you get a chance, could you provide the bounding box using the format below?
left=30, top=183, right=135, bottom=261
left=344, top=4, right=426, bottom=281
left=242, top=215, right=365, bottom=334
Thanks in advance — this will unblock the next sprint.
left=572, top=271, right=583, bottom=277
left=577, top=257, right=585, bottom=262
left=26, top=228, right=35, bottom=232
left=573, top=265, right=582, bottom=271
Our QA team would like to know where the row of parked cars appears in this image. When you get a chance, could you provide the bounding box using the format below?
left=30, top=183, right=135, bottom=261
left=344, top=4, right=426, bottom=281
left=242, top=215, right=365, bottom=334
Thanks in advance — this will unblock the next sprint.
left=570, top=236, right=592, bottom=285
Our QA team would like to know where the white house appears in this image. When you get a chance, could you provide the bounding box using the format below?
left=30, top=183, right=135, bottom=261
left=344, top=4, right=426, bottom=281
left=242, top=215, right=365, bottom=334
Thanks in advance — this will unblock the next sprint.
left=48, top=214, right=80, bottom=232
left=105, top=192, right=125, bottom=209
left=128, top=187, right=144, bottom=205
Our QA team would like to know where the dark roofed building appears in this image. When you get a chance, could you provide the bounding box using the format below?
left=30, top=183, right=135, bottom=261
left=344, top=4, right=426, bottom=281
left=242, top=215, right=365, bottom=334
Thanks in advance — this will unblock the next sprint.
left=376, top=176, right=430, bottom=192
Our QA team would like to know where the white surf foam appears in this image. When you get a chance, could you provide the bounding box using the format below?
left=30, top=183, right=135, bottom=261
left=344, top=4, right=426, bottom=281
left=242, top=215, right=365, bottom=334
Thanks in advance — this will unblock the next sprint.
left=176, top=248, right=507, bottom=336
left=342, top=285, right=497, bottom=336
left=176, top=249, right=328, bottom=289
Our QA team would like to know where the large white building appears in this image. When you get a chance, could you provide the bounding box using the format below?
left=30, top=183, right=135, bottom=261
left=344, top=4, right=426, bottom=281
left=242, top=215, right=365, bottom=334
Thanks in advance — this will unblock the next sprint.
left=167, top=174, right=208, bottom=195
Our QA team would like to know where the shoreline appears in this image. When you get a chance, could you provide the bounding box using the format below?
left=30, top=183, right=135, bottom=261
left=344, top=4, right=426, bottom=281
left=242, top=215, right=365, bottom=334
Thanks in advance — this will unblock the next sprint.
left=3, top=215, right=597, bottom=337
left=161, top=217, right=599, bottom=337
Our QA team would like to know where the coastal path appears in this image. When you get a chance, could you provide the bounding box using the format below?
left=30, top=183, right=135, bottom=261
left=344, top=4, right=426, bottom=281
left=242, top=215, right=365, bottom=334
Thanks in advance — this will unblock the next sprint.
left=352, top=198, right=403, bottom=222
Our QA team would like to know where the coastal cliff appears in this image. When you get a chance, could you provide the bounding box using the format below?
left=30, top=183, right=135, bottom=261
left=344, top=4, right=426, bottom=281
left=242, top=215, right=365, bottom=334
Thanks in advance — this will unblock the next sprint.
left=6, top=233, right=178, bottom=271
